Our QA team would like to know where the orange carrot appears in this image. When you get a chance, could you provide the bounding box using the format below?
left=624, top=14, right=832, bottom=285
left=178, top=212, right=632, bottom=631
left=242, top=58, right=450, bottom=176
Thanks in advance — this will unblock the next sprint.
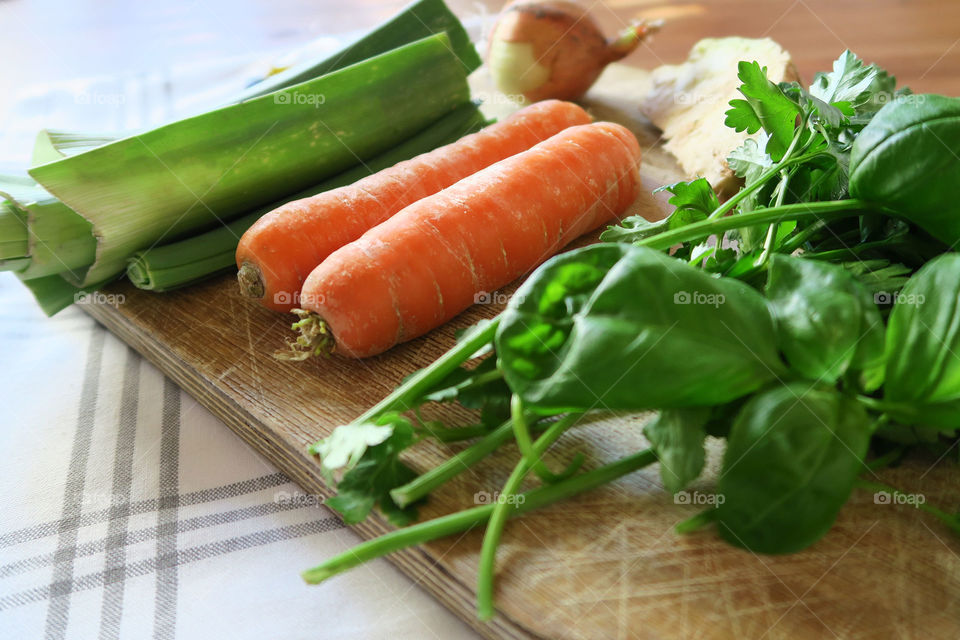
left=289, top=121, right=642, bottom=359
left=236, top=100, right=592, bottom=311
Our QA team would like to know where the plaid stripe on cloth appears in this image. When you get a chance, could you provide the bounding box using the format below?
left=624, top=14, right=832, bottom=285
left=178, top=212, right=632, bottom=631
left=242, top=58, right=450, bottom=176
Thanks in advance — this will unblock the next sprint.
left=0, top=275, right=479, bottom=639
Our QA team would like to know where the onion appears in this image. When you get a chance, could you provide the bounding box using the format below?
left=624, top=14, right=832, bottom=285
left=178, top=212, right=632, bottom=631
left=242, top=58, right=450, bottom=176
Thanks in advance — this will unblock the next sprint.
left=487, top=1, right=660, bottom=102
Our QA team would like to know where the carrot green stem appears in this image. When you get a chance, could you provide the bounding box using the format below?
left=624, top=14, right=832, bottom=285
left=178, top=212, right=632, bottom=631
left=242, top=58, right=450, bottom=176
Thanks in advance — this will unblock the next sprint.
left=302, top=448, right=658, bottom=585
left=476, top=410, right=583, bottom=621
left=275, top=309, right=334, bottom=360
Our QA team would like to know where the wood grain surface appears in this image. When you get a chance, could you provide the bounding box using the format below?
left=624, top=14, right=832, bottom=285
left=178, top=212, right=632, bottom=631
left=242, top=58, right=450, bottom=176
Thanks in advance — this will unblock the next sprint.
left=76, top=5, right=960, bottom=638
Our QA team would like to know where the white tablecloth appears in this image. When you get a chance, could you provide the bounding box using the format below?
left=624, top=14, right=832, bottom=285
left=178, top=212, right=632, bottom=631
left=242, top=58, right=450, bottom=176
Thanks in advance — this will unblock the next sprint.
left=0, top=274, right=479, bottom=639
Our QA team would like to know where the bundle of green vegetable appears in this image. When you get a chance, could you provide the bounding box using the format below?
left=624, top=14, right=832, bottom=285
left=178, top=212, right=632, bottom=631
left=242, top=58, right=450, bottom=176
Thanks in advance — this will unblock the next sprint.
left=2, top=0, right=483, bottom=312
left=302, top=50, right=960, bottom=619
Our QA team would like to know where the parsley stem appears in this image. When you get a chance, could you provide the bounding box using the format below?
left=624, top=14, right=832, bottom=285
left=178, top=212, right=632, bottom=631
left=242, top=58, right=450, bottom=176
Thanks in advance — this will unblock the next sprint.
left=302, top=448, right=658, bottom=585
left=705, top=126, right=809, bottom=222
left=391, top=418, right=518, bottom=508
left=802, top=238, right=905, bottom=261
left=778, top=218, right=828, bottom=253
left=856, top=479, right=960, bottom=534
left=316, top=319, right=499, bottom=448
left=511, top=396, right=584, bottom=483
left=755, top=170, right=792, bottom=266
left=639, top=199, right=873, bottom=251
left=476, top=410, right=584, bottom=620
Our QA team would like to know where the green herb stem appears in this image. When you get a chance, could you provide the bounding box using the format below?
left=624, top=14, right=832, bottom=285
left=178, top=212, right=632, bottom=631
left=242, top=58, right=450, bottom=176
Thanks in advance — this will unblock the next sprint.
left=777, top=219, right=828, bottom=253
left=705, top=130, right=812, bottom=222
left=476, top=411, right=583, bottom=620
left=310, top=319, right=499, bottom=455
left=802, top=238, right=905, bottom=262
left=755, top=170, right=792, bottom=266
left=639, top=199, right=873, bottom=251
left=857, top=479, right=960, bottom=534
left=510, top=396, right=584, bottom=483
left=302, top=448, right=658, bottom=585
left=417, top=422, right=498, bottom=443
left=391, top=419, right=517, bottom=508
left=676, top=508, right=717, bottom=534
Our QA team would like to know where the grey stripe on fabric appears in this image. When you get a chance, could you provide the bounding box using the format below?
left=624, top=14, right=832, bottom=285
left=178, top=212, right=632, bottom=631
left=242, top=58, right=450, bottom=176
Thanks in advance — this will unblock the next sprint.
left=0, top=473, right=290, bottom=549
left=43, top=329, right=106, bottom=640
left=99, top=350, right=141, bottom=640
left=153, top=378, right=181, bottom=640
left=0, top=499, right=312, bottom=579
left=0, top=518, right=344, bottom=611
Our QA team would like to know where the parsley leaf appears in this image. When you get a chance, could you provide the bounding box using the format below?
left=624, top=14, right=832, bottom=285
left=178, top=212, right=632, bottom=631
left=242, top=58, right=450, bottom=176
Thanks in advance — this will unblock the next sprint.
left=809, top=50, right=897, bottom=118
left=727, top=136, right=774, bottom=183
left=724, top=61, right=802, bottom=160
left=311, top=420, right=396, bottom=470
left=601, top=178, right=718, bottom=244
left=324, top=414, right=419, bottom=526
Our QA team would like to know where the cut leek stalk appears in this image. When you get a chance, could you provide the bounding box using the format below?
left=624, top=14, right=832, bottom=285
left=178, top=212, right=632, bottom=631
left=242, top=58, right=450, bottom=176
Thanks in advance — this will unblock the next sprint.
left=0, top=201, right=29, bottom=270
left=32, top=130, right=120, bottom=165
left=127, top=102, right=490, bottom=291
left=30, top=33, right=472, bottom=287
left=232, top=0, right=481, bottom=103
left=0, top=175, right=97, bottom=280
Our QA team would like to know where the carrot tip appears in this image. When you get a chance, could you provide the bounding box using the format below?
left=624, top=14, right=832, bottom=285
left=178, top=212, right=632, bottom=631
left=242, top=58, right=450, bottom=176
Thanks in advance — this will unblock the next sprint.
left=237, top=262, right=265, bottom=299
left=273, top=308, right=334, bottom=361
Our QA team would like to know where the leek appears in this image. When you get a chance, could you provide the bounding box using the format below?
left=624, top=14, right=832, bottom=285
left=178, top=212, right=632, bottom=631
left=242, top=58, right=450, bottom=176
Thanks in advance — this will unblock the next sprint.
left=127, top=102, right=490, bottom=291
left=232, top=0, right=481, bottom=102
left=30, top=33, right=472, bottom=286
left=14, top=273, right=113, bottom=317
left=32, top=130, right=120, bottom=165
left=0, top=175, right=96, bottom=280
left=0, top=202, right=28, bottom=270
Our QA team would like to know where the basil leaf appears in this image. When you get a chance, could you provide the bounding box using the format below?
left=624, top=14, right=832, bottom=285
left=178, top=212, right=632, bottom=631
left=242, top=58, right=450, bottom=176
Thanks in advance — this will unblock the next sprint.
left=644, top=408, right=709, bottom=494
left=496, top=244, right=786, bottom=413
left=717, top=384, right=871, bottom=554
left=850, top=94, right=960, bottom=245
left=884, top=254, right=960, bottom=420
left=766, top=255, right=885, bottom=390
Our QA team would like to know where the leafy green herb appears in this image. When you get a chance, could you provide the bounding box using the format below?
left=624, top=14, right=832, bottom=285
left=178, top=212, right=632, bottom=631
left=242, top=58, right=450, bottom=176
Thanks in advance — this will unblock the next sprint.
left=324, top=414, right=420, bottom=526
left=496, top=244, right=786, bottom=413
left=850, top=94, right=960, bottom=246
left=725, top=61, right=803, bottom=160
left=600, top=178, right=716, bottom=244
left=300, top=50, right=960, bottom=614
left=644, top=408, right=709, bottom=494
left=717, top=384, right=872, bottom=553
left=765, top=254, right=884, bottom=389
left=883, top=253, right=960, bottom=430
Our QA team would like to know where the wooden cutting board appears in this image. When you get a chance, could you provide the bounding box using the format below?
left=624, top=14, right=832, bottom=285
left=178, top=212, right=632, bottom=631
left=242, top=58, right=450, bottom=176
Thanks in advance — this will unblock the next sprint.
left=80, top=63, right=960, bottom=640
